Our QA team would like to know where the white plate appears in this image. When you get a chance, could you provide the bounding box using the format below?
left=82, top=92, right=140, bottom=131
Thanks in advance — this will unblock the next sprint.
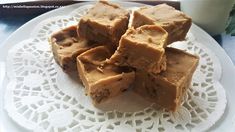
left=0, top=2, right=235, bottom=132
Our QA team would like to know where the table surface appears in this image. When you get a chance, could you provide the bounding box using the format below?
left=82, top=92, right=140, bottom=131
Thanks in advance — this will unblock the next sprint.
left=0, top=1, right=234, bottom=66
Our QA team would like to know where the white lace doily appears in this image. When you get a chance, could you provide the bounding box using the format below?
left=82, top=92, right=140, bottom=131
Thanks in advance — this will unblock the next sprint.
left=4, top=4, right=227, bottom=132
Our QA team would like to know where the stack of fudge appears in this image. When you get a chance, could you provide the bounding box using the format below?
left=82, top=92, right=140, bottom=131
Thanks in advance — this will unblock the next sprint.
left=49, top=1, right=199, bottom=112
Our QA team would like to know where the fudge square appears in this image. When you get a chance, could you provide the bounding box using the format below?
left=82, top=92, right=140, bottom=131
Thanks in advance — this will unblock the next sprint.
left=49, top=25, right=94, bottom=72
left=78, top=1, right=130, bottom=46
left=132, top=4, right=192, bottom=44
left=109, top=25, right=168, bottom=74
left=77, top=46, right=135, bottom=104
left=133, top=47, right=199, bottom=111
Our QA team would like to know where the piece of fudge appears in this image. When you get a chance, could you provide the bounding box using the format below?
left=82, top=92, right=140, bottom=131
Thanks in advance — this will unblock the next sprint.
left=133, top=47, right=199, bottom=111
left=109, top=25, right=168, bottom=74
left=132, top=4, right=192, bottom=44
left=77, top=46, right=135, bottom=104
left=78, top=1, right=130, bottom=47
left=49, top=26, right=95, bottom=72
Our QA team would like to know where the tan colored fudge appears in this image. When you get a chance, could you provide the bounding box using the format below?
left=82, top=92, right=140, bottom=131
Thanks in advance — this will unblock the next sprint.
left=109, top=25, right=168, bottom=74
left=132, top=4, right=192, bottom=44
left=49, top=26, right=96, bottom=72
left=133, top=47, right=199, bottom=111
left=77, top=46, right=135, bottom=104
left=78, top=1, right=130, bottom=47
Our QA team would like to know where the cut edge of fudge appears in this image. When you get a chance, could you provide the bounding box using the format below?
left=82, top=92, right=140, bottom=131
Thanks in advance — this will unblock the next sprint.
left=77, top=46, right=112, bottom=92
left=132, top=3, right=192, bottom=44
left=133, top=47, right=199, bottom=111
left=134, top=70, right=185, bottom=111
left=78, top=1, right=130, bottom=46
left=89, top=72, right=135, bottom=104
left=49, top=25, right=92, bottom=72
left=158, top=47, right=199, bottom=110
left=109, top=25, right=168, bottom=74
left=76, top=46, right=135, bottom=104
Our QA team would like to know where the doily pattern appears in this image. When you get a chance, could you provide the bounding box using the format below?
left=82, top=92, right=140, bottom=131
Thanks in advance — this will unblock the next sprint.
left=4, top=4, right=226, bottom=132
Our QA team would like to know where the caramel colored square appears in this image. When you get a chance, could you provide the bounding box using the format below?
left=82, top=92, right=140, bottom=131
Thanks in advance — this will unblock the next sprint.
left=49, top=26, right=92, bottom=72
left=77, top=46, right=135, bottom=104
left=133, top=47, right=199, bottom=111
left=78, top=1, right=130, bottom=46
left=132, top=4, right=192, bottom=44
left=109, top=25, right=168, bottom=74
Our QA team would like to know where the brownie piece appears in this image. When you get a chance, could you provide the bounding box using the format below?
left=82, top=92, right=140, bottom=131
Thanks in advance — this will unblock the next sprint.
left=49, top=25, right=94, bottom=72
left=77, top=46, right=135, bottom=104
left=132, top=4, right=192, bottom=44
left=133, top=47, right=199, bottom=111
left=78, top=1, right=130, bottom=47
left=109, top=25, right=168, bottom=74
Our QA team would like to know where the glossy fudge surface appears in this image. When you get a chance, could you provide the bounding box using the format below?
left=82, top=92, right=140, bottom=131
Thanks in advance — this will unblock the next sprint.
left=134, top=47, right=199, bottom=111
left=77, top=46, right=135, bottom=104
left=49, top=26, right=91, bottom=72
left=109, top=25, right=168, bottom=74
left=132, top=4, right=192, bottom=44
left=78, top=1, right=130, bottom=46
